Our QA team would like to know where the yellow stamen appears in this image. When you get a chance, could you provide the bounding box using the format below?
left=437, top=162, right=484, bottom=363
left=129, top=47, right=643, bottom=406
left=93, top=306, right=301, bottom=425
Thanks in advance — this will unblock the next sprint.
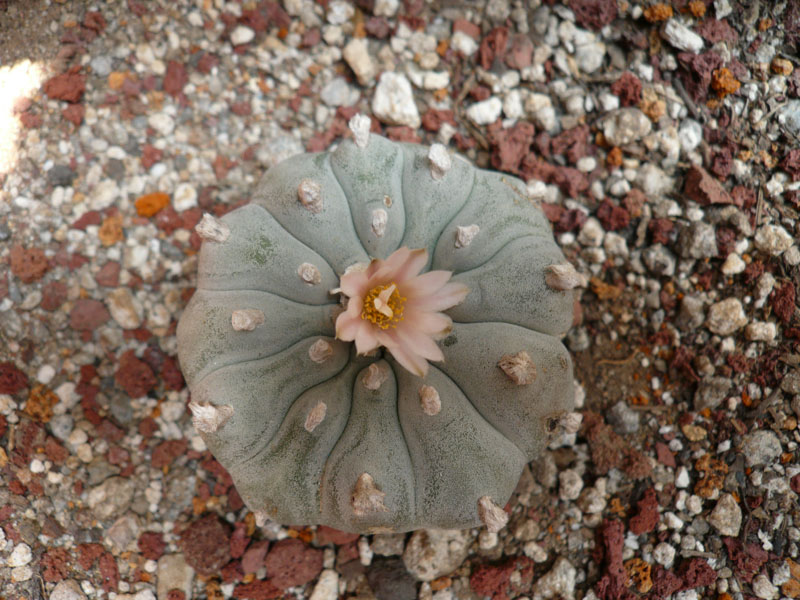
left=361, top=282, right=406, bottom=329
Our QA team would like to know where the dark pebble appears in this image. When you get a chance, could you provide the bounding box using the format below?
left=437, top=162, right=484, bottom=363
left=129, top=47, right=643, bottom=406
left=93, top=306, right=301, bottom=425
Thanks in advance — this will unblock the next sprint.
left=48, top=164, right=76, bottom=186
left=366, top=557, right=418, bottom=600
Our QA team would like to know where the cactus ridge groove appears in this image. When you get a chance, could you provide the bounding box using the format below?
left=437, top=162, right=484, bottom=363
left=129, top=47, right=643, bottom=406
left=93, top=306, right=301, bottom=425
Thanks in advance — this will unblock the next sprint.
left=239, top=354, right=352, bottom=468
left=248, top=202, right=339, bottom=279
left=191, top=333, right=337, bottom=393
left=327, top=151, right=372, bottom=261
left=197, top=286, right=338, bottom=308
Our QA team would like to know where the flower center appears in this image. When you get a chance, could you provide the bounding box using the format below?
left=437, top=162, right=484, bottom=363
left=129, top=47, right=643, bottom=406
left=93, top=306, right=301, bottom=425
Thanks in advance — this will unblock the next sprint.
left=361, top=282, right=406, bottom=329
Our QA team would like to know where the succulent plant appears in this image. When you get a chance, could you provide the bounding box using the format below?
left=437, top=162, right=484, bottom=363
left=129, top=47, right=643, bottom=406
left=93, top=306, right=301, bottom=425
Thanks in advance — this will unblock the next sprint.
left=177, top=116, right=579, bottom=534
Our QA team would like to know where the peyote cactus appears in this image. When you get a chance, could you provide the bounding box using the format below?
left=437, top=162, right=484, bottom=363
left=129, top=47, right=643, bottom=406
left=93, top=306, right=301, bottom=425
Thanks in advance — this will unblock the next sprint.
left=177, top=116, right=579, bottom=534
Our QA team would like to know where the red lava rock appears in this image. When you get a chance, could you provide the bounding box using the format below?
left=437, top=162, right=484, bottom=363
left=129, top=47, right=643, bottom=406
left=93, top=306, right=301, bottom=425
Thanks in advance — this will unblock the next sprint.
left=164, top=61, right=188, bottom=97
left=478, top=26, right=509, bottom=70
left=230, top=522, right=249, bottom=559
left=695, top=18, right=738, bottom=44
left=45, top=437, right=68, bottom=464
left=611, top=72, right=642, bottom=107
left=77, top=543, right=105, bottom=570
left=596, top=199, right=630, bottom=231
left=651, top=565, right=683, bottom=600
left=470, top=556, right=534, bottom=600
left=655, top=442, right=676, bottom=468
left=83, top=10, right=107, bottom=32
left=151, top=439, right=188, bottom=469
left=107, top=445, right=130, bottom=465
left=179, top=514, right=233, bottom=575
left=140, top=144, right=163, bottom=169
left=72, top=210, right=102, bottom=229
left=771, top=282, right=796, bottom=324
left=551, top=125, right=591, bottom=164
left=684, top=165, right=733, bottom=205
left=264, top=538, right=323, bottom=589
left=649, top=218, right=674, bottom=244
left=362, top=16, right=389, bottom=39
left=594, top=519, right=635, bottom=600
left=505, top=33, right=533, bottom=69
left=677, top=51, right=723, bottom=104
left=166, top=591, right=186, bottom=600
left=40, top=281, right=68, bottom=311
left=316, top=525, right=360, bottom=545
left=44, top=69, right=87, bottom=103
left=421, top=108, right=457, bottom=132
left=231, top=101, right=252, bottom=116
left=233, top=580, right=282, bottom=600
left=115, top=350, right=157, bottom=398
left=213, top=155, right=236, bottom=180
left=19, top=111, right=43, bottom=128
left=452, top=18, right=480, bottom=39
left=62, top=103, right=85, bottom=125
left=99, top=552, right=120, bottom=592
left=781, top=149, right=800, bottom=181
left=241, top=540, right=269, bottom=574
left=489, top=121, right=535, bottom=174
left=678, top=558, right=717, bottom=590
left=10, top=245, right=49, bottom=283
left=139, top=416, right=158, bottom=438
left=161, top=356, right=185, bottom=391
left=385, top=126, right=420, bottom=142
left=138, top=531, right=166, bottom=560
left=41, top=547, right=71, bottom=582
left=221, top=560, right=244, bottom=583
left=95, top=261, right=121, bottom=287
left=629, top=488, right=659, bottom=534
left=0, top=362, right=29, bottom=395
left=583, top=412, right=624, bottom=474
left=197, top=52, right=220, bottom=74
left=571, top=0, right=617, bottom=31
left=70, top=299, right=111, bottom=331
left=710, top=146, right=734, bottom=179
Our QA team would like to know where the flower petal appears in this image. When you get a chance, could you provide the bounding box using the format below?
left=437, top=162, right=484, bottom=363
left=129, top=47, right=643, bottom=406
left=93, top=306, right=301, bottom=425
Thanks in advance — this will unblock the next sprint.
left=406, top=281, right=470, bottom=312
left=401, top=270, right=452, bottom=299
left=366, top=247, right=411, bottom=280
left=339, top=269, right=370, bottom=298
left=403, top=310, right=452, bottom=338
left=376, top=329, right=429, bottom=378
left=394, top=324, right=445, bottom=362
left=335, top=304, right=362, bottom=340
left=354, top=322, right=380, bottom=354
left=392, top=248, right=428, bottom=284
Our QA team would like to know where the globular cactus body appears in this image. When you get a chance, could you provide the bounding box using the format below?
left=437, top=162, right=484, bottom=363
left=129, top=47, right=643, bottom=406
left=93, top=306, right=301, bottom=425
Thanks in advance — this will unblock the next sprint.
left=177, top=129, right=576, bottom=533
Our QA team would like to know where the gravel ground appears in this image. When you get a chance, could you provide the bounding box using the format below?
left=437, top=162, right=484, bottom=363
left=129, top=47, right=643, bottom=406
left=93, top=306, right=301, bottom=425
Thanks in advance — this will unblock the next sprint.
left=2, top=0, right=800, bottom=599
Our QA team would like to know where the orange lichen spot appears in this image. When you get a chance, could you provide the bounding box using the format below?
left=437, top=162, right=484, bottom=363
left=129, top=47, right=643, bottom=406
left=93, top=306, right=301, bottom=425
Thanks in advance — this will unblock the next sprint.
left=695, top=455, right=729, bottom=499
left=436, top=39, right=449, bottom=57
left=25, top=385, right=59, bottom=423
left=686, top=0, right=706, bottom=17
left=718, top=594, right=733, bottom=600
left=700, top=407, right=711, bottom=418
left=609, top=497, right=627, bottom=517
left=98, top=214, right=124, bottom=246
left=758, top=18, right=773, bottom=31
left=433, top=88, right=448, bottom=102
left=712, top=68, right=740, bottom=98
left=244, top=511, right=256, bottom=536
left=643, top=4, right=673, bottom=22
left=108, top=71, right=129, bottom=91
left=590, top=277, right=622, bottom=300
left=772, top=58, right=795, bottom=76
left=277, top=26, right=288, bottom=39
left=192, top=496, right=206, bottom=515
left=625, top=558, right=653, bottom=594
left=782, top=452, right=794, bottom=464
left=135, top=192, right=170, bottom=217
left=431, top=577, right=452, bottom=592
left=607, top=146, right=623, bottom=167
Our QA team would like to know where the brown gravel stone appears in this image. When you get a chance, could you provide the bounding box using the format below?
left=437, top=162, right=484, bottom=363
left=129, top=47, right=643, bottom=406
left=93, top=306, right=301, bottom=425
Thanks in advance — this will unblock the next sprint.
left=163, top=60, right=188, bottom=97
left=0, top=362, right=28, bottom=395
left=99, top=551, right=120, bottom=592
left=151, top=439, right=188, bottom=469
left=264, top=538, right=323, bottom=589
left=138, top=531, right=166, bottom=560
left=115, top=350, right=157, bottom=398
left=628, top=488, right=659, bottom=534
left=179, top=514, right=232, bottom=575
left=683, top=165, right=733, bottom=205
left=70, top=299, right=111, bottom=330
left=232, top=580, right=281, bottom=600
left=41, top=281, right=68, bottom=311
left=10, top=245, right=48, bottom=283
left=44, top=68, right=87, bottom=102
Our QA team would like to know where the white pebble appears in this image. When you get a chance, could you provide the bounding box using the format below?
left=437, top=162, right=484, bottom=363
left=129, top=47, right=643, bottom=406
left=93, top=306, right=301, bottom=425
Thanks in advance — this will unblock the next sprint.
left=230, top=25, right=255, bottom=45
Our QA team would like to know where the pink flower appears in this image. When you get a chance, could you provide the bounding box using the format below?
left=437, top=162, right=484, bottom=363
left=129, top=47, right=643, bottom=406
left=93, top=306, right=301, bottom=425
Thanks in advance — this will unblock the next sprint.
left=335, top=247, right=469, bottom=377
